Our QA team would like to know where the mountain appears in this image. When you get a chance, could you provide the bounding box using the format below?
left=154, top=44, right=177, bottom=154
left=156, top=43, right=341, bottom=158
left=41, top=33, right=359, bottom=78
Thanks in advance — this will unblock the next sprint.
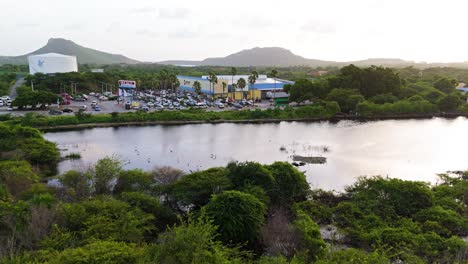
left=0, top=38, right=140, bottom=65
left=159, top=47, right=337, bottom=67
left=159, top=47, right=468, bottom=68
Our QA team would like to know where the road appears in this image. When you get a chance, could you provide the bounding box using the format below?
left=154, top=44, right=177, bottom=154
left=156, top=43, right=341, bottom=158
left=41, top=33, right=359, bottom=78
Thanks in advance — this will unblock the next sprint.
left=9, top=77, right=25, bottom=99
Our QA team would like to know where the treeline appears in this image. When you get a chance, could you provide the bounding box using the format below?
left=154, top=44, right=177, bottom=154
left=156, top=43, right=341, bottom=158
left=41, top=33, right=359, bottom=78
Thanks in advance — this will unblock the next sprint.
left=4, top=104, right=340, bottom=128
left=22, top=64, right=325, bottom=95
left=0, top=128, right=466, bottom=263
left=0, top=72, right=16, bottom=96
left=286, top=65, right=468, bottom=116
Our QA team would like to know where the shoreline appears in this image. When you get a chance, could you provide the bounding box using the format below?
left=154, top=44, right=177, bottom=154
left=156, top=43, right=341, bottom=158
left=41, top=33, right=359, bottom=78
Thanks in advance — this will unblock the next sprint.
left=38, top=113, right=468, bottom=132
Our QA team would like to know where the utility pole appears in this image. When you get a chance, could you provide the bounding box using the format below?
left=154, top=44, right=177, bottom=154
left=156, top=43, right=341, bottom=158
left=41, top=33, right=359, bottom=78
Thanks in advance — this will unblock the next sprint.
left=31, top=81, right=34, bottom=91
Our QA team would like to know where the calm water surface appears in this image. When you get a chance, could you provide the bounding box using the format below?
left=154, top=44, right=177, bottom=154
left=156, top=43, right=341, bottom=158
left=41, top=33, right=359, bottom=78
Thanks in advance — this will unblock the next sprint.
left=44, top=117, right=468, bottom=190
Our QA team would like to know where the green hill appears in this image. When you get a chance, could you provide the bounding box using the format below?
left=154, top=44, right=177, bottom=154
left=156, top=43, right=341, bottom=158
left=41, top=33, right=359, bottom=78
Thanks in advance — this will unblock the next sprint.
left=0, top=38, right=140, bottom=65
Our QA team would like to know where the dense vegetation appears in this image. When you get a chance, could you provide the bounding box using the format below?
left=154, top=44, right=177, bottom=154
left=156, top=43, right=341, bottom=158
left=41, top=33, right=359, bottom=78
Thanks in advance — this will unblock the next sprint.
left=0, top=72, right=16, bottom=96
left=2, top=63, right=467, bottom=122
left=286, top=65, right=468, bottom=116
left=0, top=123, right=466, bottom=263
left=2, top=104, right=340, bottom=128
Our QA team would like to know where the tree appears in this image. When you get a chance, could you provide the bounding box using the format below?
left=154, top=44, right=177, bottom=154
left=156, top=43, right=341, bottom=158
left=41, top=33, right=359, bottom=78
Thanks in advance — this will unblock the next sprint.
left=230, top=67, right=237, bottom=100
left=93, top=156, right=123, bottom=195
left=203, top=190, right=266, bottom=245
left=316, top=248, right=389, bottom=264
left=345, top=176, right=434, bottom=218
left=437, top=93, right=463, bottom=112
left=326, top=88, right=365, bottom=113
left=118, top=192, right=177, bottom=236
left=227, top=162, right=275, bottom=195
left=208, top=72, right=218, bottom=98
left=193, top=81, right=201, bottom=95
left=336, top=65, right=402, bottom=98
left=12, top=91, right=59, bottom=109
left=248, top=71, right=259, bottom=103
left=293, top=210, right=327, bottom=262
left=169, top=167, right=232, bottom=209
left=433, top=77, right=455, bottom=94
left=146, top=218, right=248, bottom=264
left=59, top=170, right=92, bottom=201
left=283, top=84, right=292, bottom=94
left=237, top=78, right=247, bottom=99
left=0, top=161, right=38, bottom=198
left=222, top=81, right=227, bottom=98
left=50, top=241, right=144, bottom=264
left=59, top=197, right=154, bottom=243
left=113, top=169, right=152, bottom=194
left=289, top=79, right=314, bottom=103
left=266, top=162, right=310, bottom=207
left=270, top=69, right=278, bottom=99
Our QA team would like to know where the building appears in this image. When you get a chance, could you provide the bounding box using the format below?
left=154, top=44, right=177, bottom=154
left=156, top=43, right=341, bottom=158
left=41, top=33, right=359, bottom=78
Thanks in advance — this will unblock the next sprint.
left=28, top=53, right=78, bottom=75
left=177, top=75, right=293, bottom=100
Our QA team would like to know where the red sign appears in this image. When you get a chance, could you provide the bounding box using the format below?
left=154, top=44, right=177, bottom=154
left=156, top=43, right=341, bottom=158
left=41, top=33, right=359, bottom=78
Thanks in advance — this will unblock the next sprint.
left=118, top=80, right=136, bottom=89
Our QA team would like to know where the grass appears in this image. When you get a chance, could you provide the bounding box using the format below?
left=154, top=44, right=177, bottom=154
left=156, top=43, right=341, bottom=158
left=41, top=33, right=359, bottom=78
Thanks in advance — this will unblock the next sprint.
left=2, top=105, right=340, bottom=128
left=63, top=152, right=82, bottom=160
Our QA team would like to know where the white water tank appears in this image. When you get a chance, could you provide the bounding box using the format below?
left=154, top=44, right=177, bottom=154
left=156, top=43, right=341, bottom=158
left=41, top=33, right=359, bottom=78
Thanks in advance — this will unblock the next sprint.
left=28, top=53, right=78, bottom=75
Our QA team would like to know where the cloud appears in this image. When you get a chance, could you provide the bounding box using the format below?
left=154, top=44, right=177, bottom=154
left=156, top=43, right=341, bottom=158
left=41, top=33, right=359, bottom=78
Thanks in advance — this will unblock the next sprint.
left=131, top=7, right=157, bottom=13
left=106, top=22, right=121, bottom=33
left=301, top=20, right=336, bottom=34
left=233, top=16, right=273, bottom=29
left=16, top=23, right=39, bottom=28
left=136, top=29, right=159, bottom=38
left=168, top=28, right=198, bottom=39
left=158, top=8, right=190, bottom=19
left=64, top=24, right=84, bottom=31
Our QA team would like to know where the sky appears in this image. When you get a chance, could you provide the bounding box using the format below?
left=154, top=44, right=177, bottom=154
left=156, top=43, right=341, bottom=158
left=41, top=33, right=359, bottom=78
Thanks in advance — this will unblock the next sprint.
left=1, top=0, right=467, bottom=63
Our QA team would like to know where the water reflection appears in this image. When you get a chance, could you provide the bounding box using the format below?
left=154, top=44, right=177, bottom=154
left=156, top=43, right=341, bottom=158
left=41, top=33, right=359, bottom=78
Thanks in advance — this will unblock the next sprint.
left=45, top=117, right=468, bottom=190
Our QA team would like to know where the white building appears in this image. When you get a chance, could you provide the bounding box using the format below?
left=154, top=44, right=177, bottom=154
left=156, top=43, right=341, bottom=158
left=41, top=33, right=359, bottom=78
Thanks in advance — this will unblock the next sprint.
left=28, top=53, right=78, bottom=75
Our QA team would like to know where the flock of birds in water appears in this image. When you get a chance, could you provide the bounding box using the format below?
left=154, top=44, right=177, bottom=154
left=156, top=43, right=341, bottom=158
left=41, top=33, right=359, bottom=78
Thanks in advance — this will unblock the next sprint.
left=60, top=140, right=329, bottom=173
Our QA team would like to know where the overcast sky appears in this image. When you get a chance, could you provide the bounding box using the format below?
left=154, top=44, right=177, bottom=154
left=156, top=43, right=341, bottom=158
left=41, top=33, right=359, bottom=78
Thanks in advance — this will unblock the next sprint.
left=1, top=0, right=467, bottom=62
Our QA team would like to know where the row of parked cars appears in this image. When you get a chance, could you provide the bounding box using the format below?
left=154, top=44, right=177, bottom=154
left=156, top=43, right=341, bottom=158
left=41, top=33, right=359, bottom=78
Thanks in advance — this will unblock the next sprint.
left=0, top=96, right=12, bottom=107
left=136, top=90, right=254, bottom=111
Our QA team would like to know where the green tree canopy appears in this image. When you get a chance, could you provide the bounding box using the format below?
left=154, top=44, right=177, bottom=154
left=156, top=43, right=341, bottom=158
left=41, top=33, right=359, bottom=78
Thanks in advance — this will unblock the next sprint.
left=203, top=190, right=266, bottom=245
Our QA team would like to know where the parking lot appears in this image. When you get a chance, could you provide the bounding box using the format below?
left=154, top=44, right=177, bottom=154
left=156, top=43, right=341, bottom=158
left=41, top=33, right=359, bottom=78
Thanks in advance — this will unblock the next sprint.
left=0, top=90, right=275, bottom=116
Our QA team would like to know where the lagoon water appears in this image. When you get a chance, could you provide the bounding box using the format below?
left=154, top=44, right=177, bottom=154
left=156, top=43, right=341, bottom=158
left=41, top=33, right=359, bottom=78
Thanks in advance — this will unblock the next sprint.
left=45, top=117, right=468, bottom=190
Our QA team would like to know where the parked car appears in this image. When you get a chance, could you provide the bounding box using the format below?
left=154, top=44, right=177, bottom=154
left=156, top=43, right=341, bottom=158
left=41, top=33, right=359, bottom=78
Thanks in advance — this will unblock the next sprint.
left=49, top=109, right=63, bottom=115
left=233, top=103, right=243, bottom=109
left=80, top=105, right=87, bottom=110
left=91, top=101, right=97, bottom=108
left=141, top=106, right=149, bottom=112
left=94, top=106, right=101, bottom=111
left=62, top=108, right=74, bottom=113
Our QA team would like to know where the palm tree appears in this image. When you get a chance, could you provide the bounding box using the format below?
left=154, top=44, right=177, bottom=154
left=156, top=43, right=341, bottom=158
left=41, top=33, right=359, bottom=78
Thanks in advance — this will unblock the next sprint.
left=231, top=83, right=238, bottom=100
left=208, top=72, right=218, bottom=99
left=270, top=69, right=278, bottom=104
left=193, top=81, right=201, bottom=94
left=222, top=81, right=227, bottom=98
left=248, top=71, right=259, bottom=105
left=169, top=74, right=178, bottom=95
left=158, top=69, right=169, bottom=90
left=237, top=78, right=247, bottom=100
left=230, top=67, right=237, bottom=100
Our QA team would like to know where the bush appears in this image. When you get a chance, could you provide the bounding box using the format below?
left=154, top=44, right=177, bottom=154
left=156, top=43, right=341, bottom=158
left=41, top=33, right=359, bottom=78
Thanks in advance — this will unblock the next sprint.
left=203, top=190, right=266, bottom=245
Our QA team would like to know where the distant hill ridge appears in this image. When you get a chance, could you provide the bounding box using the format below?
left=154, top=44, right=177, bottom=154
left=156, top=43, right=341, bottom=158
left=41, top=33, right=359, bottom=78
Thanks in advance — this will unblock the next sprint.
left=3, top=38, right=468, bottom=68
left=0, top=38, right=140, bottom=65
left=159, top=47, right=468, bottom=68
